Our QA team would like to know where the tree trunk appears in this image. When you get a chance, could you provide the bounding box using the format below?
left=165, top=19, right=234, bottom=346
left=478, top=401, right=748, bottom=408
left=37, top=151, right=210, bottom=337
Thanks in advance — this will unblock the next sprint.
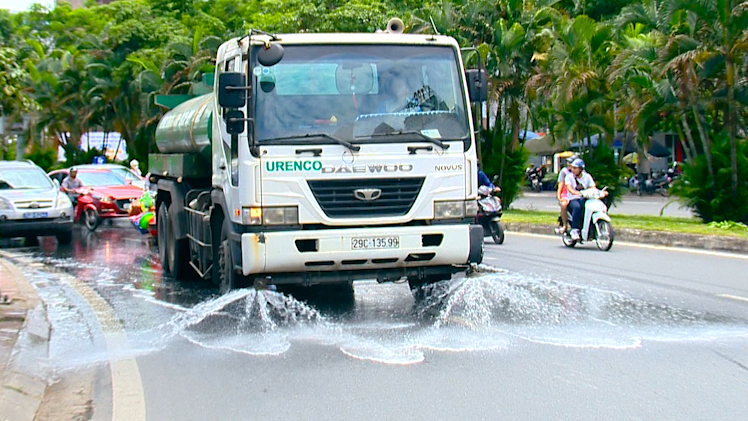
left=680, top=113, right=698, bottom=163
left=508, top=99, right=521, bottom=151
left=691, top=105, right=714, bottom=178
left=726, top=58, right=738, bottom=199
left=674, top=123, right=693, bottom=163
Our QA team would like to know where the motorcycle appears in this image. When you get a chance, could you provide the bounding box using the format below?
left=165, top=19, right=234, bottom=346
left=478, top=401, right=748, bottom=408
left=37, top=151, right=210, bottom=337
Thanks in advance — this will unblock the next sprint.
left=71, top=189, right=102, bottom=231
left=636, top=172, right=669, bottom=196
left=526, top=169, right=542, bottom=192
left=476, top=185, right=505, bottom=244
left=560, top=187, right=614, bottom=251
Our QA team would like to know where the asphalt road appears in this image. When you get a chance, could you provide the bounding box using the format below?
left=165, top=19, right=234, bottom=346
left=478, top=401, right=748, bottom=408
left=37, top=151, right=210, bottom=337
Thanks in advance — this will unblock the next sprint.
left=3, top=226, right=747, bottom=420
left=512, top=191, right=694, bottom=217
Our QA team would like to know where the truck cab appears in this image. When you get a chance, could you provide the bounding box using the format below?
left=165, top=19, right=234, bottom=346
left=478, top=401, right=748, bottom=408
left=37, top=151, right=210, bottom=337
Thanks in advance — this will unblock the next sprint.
left=151, top=31, right=486, bottom=294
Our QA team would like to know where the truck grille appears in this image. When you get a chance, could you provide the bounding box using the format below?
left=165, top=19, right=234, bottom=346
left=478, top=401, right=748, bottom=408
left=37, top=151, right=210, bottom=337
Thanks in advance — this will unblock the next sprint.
left=308, top=177, right=424, bottom=218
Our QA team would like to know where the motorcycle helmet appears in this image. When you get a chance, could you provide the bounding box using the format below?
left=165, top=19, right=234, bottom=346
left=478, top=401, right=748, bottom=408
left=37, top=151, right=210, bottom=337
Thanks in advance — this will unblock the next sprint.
left=565, top=154, right=579, bottom=164
left=571, top=158, right=585, bottom=169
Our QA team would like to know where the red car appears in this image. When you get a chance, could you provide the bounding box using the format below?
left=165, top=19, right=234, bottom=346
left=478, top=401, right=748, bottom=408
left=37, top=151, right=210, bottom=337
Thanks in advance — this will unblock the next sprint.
left=48, top=168, right=144, bottom=231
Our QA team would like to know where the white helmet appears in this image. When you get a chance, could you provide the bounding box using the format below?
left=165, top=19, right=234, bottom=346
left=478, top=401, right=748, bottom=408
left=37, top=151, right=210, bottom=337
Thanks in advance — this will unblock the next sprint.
left=130, top=159, right=139, bottom=169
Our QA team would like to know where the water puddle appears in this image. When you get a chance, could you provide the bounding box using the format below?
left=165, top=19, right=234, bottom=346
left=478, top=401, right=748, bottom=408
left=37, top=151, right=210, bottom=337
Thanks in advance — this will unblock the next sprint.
left=6, top=237, right=748, bottom=367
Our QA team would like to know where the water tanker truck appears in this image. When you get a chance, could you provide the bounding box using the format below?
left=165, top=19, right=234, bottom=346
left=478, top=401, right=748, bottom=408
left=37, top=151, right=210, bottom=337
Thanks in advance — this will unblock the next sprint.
left=150, top=21, right=487, bottom=293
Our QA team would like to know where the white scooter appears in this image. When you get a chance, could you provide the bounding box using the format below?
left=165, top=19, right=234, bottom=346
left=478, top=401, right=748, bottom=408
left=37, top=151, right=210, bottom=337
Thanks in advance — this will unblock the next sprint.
left=561, top=187, right=614, bottom=251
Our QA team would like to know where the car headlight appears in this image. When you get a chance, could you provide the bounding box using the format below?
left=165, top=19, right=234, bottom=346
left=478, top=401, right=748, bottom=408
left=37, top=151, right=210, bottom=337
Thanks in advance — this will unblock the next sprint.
left=0, top=197, right=11, bottom=211
left=56, top=194, right=72, bottom=208
left=241, top=206, right=299, bottom=225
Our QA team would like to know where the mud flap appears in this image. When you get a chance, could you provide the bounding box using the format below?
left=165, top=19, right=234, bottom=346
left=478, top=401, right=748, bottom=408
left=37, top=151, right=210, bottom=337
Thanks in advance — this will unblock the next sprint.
left=468, top=224, right=484, bottom=264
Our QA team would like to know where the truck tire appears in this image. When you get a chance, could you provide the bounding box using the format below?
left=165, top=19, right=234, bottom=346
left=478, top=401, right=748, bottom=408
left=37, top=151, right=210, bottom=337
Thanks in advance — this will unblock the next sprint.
left=408, top=274, right=452, bottom=302
left=157, top=203, right=171, bottom=274
left=217, top=218, right=238, bottom=294
left=167, top=216, right=191, bottom=279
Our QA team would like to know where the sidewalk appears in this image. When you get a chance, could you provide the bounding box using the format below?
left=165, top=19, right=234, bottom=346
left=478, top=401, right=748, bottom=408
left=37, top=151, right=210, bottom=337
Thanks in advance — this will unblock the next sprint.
left=0, top=257, right=50, bottom=421
left=503, top=222, right=748, bottom=254
left=511, top=191, right=694, bottom=218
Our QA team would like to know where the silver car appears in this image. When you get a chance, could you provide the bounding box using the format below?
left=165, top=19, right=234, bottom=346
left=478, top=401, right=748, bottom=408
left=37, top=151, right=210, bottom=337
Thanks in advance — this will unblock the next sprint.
left=0, top=160, right=74, bottom=244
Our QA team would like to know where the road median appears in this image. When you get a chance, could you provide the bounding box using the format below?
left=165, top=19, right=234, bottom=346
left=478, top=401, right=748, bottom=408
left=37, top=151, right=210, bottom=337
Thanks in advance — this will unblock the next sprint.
left=503, top=210, right=748, bottom=254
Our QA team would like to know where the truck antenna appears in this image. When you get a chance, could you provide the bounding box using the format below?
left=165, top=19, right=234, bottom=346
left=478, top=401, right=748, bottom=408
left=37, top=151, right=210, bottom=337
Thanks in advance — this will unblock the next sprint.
left=430, top=17, right=440, bottom=35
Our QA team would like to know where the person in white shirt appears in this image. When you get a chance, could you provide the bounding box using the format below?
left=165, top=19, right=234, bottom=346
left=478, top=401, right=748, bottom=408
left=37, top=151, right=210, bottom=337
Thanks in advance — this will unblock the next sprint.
left=564, top=159, right=606, bottom=240
left=554, top=155, right=577, bottom=234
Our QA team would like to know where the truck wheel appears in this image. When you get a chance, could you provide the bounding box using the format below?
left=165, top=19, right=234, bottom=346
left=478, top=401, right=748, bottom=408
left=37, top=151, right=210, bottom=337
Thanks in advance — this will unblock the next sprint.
left=218, top=219, right=237, bottom=294
left=56, top=231, right=73, bottom=245
left=167, top=209, right=190, bottom=279
left=157, top=203, right=171, bottom=274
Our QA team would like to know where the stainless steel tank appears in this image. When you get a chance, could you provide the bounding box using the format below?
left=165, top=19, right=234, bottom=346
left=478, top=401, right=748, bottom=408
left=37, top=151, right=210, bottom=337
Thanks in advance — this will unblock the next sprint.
left=155, top=93, right=213, bottom=162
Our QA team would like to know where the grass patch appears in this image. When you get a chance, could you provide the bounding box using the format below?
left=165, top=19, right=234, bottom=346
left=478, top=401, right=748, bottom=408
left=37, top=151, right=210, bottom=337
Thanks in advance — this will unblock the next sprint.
left=503, top=209, right=748, bottom=238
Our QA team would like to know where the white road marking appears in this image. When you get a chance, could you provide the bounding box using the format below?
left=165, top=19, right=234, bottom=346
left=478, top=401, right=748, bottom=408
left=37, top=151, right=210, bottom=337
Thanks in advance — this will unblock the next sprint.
left=61, top=274, right=147, bottom=421
left=507, top=231, right=748, bottom=260
left=717, top=294, right=748, bottom=303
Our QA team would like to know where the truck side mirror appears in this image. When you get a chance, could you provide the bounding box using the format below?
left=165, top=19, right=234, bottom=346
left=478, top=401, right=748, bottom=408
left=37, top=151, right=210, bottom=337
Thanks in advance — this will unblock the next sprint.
left=465, top=69, right=487, bottom=103
left=218, top=73, right=247, bottom=108
left=225, top=110, right=246, bottom=135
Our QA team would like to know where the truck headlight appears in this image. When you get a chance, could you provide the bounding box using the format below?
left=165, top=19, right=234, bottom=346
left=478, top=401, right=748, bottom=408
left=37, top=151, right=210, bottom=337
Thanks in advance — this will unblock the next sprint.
left=434, top=200, right=477, bottom=219
left=465, top=200, right=478, bottom=217
left=0, top=197, right=11, bottom=211
left=241, top=206, right=299, bottom=225
left=434, top=201, right=466, bottom=219
left=241, top=207, right=263, bottom=225
left=56, top=194, right=72, bottom=209
left=262, top=207, right=299, bottom=225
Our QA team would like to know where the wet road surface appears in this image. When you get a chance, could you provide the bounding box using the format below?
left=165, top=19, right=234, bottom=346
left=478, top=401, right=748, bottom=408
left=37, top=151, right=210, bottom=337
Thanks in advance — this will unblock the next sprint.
left=2, top=224, right=747, bottom=420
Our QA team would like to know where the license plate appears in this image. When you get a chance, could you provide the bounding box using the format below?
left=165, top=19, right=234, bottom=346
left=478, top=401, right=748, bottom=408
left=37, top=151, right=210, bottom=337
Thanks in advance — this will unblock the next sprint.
left=351, top=236, right=400, bottom=250
left=23, top=211, right=48, bottom=219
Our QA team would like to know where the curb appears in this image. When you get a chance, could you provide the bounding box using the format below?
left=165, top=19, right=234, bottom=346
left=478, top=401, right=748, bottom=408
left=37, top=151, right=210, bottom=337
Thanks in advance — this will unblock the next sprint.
left=502, top=222, right=748, bottom=254
left=0, top=256, right=50, bottom=421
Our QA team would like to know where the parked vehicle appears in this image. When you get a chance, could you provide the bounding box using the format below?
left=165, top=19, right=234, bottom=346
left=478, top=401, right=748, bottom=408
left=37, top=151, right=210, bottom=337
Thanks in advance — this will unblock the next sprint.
left=0, top=161, right=74, bottom=244
left=636, top=172, right=669, bottom=197
left=525, top=167, right=542, bottom=192
left=77, top=164, right=146, bottom=189
left=48, top=168, right=144, bottom=231
left=475, top=186, right=504, bottom=244
left=149, top=21, right=486, bottom=293
left=560, top=188, right=614, bottom=251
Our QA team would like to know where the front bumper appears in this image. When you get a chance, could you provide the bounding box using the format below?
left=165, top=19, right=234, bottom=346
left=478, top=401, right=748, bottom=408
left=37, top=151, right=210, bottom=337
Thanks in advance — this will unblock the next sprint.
left=240, top=224, right=483, bottom=282
left=0, top=216, right=74, bottom=238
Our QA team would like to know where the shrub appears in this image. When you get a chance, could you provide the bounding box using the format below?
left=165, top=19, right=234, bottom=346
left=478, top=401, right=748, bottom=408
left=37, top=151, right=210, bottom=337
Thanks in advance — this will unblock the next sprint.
left=672, top=135, right=748, bottom=223
left=24, top=145, right=58, bottom=172
left=480, top=128, right=529, bottom=208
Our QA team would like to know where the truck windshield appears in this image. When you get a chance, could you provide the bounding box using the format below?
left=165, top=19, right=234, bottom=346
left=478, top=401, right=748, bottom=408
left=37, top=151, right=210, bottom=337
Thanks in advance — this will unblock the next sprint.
left=252, top=44, right=470, bottom=146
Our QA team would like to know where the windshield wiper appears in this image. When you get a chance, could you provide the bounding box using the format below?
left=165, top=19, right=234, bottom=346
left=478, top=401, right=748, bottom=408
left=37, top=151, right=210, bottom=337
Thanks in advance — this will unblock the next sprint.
left=357, top=131, right=449, bottom=150
left=262, top=133, right=360, bottom=152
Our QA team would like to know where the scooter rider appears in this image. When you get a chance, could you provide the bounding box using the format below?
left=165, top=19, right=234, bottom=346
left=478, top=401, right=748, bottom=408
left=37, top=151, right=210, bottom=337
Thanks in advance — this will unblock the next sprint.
left=565, top=159, right=607, bottom=240
left=555, top=155, right=577, bottom=234
left=478, top=166, right=501, bottom=194
left=61, top=167, right=84, bottom=205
